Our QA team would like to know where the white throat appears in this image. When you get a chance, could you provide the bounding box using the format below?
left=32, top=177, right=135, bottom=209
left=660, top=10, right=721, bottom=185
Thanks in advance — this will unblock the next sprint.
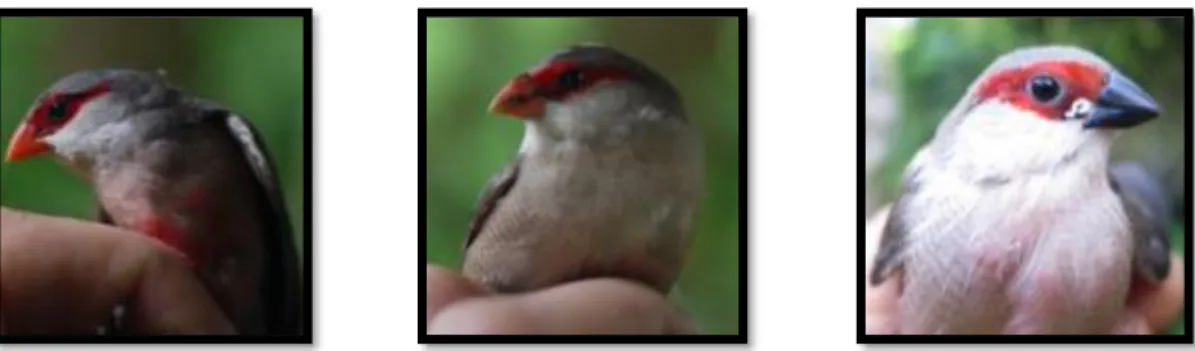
left=518, top=122, right=548, bottom=154
left=933, top=101, right=1113, bottom=182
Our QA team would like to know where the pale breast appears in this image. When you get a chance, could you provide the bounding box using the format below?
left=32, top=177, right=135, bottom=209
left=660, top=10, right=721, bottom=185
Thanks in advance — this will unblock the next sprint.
left=463, top=141, right=700, bottom=293
left=93, top=165, right=162, bottom=229
left=899, top=171, right=1133, bottom=334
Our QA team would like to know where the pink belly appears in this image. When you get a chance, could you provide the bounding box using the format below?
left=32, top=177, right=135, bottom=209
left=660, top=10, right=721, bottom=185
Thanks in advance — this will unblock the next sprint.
left=901, top=225, right=1130, bottom=334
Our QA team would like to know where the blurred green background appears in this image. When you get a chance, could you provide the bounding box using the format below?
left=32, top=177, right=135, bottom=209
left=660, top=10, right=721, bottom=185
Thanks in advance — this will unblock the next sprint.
left=0, top=17, right=307, bottom=259
left=424, top=17, right=741, bottom=334
left=864, top=17, right=1187, bottom=334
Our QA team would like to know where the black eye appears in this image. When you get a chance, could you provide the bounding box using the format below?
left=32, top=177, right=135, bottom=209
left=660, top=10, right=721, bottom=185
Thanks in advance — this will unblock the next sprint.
left=47, top=99, right=69, bottom=121
left=1027, top=74, right=1065, bottom=104
left=508, top=95, right=528, bottom=106
left=557, top=70, right=583, bottom=89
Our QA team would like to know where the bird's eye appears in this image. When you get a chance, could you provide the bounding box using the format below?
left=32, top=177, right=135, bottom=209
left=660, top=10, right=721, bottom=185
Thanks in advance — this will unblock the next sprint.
left=557, top=70, right=583, bottom=89
left=1027, top=74, right=1065, bottom=104
left=508, top=95, right=528, bottom=106
left=46, top=99, right=69, bottom=121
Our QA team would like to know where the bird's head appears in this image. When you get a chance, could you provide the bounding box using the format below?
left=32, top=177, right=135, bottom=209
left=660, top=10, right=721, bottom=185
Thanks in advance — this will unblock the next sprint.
left=5, top=69, right=170, bottom=165
left=487, top=44, right=685, bottom=142
left=935, top=46, right=1160, bottom=174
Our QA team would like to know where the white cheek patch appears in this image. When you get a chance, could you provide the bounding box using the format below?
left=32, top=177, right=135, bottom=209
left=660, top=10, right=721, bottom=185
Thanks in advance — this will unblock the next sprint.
left=1064, top=97, right=1093, bottom=121
left=949, top=101, right=1107, bottom=176
left=45, top=115, right=135, bottom=163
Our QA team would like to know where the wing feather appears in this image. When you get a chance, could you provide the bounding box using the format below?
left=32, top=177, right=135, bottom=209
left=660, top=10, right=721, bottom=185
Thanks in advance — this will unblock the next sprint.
left=464, top=157, right=521, bottom=249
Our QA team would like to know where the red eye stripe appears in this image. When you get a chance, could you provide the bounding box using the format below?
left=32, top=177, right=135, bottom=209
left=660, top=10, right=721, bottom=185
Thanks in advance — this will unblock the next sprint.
left=30, top=82, right=111, bottom=133
left=974, top=61, right=1105, bottom=120
left=526, top=61, right=630, bottom=100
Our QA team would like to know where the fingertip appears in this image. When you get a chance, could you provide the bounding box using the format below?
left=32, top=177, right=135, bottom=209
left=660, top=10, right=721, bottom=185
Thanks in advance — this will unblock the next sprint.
left=1111, top=311, right=1152, bottom=335
left=127, top=246, right=235, bottom=334
left=426, top=264, right=487, bottom=322
left=429, top=297, right=536, bottom=334
left=1134, top=255, right=1185, bottom=334
left=865, top=271, right=901, bottom=334
left=519, top=278, right=689, bottom=334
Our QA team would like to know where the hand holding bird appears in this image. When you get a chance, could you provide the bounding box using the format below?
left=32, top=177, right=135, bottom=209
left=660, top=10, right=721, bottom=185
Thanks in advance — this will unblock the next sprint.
left=0, top=207, right=234, bottom=335
left=426, top=264, right=696, bottom=334
left=4, top=69, right=301, bottom=335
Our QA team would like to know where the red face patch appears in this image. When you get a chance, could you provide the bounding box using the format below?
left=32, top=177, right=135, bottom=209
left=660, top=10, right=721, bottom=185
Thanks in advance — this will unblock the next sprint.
left=973, top=61, right=1106, bottom=120
left=27, top=82, right=111, bottom=137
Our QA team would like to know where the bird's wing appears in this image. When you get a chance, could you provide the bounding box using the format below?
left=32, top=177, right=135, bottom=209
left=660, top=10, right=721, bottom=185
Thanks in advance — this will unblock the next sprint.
left=464, top=157, right=521, bottom=250
left=1109, top=162, right=1172, bottom=283
left=869, top=150, right=932, bottom=286
left=870, top=195, right=912, bottom=286
left=213, top=111, right=304, bottom=335
left=97, top=206, right=114, bottom=225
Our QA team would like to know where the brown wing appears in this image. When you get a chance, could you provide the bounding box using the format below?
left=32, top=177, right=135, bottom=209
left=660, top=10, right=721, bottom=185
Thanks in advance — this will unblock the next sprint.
left=214, top=111, right=304, bottom=335
left=464, top=157, right=521, bottom=249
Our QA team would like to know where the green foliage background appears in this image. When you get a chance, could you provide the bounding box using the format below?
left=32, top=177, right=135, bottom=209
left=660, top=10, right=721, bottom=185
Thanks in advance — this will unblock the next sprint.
left=870, top=17, right=1187, bottom=334
left=0, top=18, right=307, bottom=258
left=424, top=17, right=741, bottom=334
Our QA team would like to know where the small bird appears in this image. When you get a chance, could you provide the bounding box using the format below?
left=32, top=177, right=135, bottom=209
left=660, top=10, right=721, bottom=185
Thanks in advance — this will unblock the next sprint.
left=5, top=69, right=302, bottom=335
left=462, top=45, right=704, bottom=293
left=869, top=46, right=1171, bottom=334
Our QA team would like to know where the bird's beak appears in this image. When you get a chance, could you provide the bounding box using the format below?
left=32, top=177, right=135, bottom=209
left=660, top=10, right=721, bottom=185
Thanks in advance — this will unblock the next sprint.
left=5, top=122, right=51, bottom=162
left=1083, top=71, right=1160, bottom=129
left=488, top=73, right=545, bottom=119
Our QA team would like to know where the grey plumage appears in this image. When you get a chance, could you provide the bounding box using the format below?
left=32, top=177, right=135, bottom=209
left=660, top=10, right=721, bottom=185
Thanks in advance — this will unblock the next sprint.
left=31, top=69, right=302, bottom=335
left=1110, top=162, right=1172, bottom=283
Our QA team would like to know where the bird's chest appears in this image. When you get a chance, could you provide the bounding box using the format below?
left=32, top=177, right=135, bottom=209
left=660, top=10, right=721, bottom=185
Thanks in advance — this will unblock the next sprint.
left=507, top=146, right=685, bottom=241
left=92, top=164, right=244, bottom=265
left=902, top=175, right=1132, bottom=332
left=94, top=167, right=176, bottom=238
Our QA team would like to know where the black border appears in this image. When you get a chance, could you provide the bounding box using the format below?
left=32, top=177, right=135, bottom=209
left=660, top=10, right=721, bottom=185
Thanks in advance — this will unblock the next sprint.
left=419, top=8, right=748, bottom=344
left=0, top=8, right=315, bottom=344
left=857, top=8, right=1194, bottom=344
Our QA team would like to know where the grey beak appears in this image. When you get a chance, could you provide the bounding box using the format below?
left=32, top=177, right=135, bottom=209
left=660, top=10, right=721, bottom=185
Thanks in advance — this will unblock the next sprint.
left=1082, top=71, right=1160, bottom=129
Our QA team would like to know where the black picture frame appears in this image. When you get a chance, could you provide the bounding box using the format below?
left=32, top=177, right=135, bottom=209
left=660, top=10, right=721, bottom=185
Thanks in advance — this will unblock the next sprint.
left=857, top=7, right=1194, bottom=344
left=419, top=8, right=749, bottom=344
left=0, top=8, right=315, bottom=344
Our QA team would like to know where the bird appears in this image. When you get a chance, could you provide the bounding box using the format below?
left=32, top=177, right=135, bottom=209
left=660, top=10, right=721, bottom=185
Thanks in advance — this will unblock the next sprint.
left=868, top=46, right=1171, bottom=334
left=4, top=69, right=302, bottom=335
left=461, top=45, right=704, bottom=294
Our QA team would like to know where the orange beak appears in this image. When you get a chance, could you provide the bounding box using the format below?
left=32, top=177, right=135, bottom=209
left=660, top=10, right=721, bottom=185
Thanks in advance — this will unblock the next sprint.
left=488, top=73, right=544, bottom=119
left=5, top=122, right=51, bottom=162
